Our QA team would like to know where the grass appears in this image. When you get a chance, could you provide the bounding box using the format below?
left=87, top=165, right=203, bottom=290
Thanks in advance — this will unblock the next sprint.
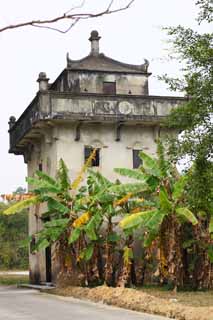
left=0, top=274, right=29, bottom=285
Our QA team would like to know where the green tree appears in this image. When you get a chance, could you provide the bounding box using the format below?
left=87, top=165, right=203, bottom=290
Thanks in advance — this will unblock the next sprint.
left=161, top=0, right=213, bottom=288
left=13, top=187, right=27, bottom=194
left=160, top=0, right=212, bottom=198
left=159, top=1, right=213, bottom=288
left=161, top=0, right=212, bottom=161
left=0, top=202, right=28, bottom=270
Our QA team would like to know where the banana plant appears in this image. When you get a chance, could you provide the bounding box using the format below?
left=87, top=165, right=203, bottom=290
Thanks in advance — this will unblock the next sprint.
left=3, top=147, right=149, bottom=286
left=69, top=168, right=149, bottom=286
left=3, top=151, right=98, bottom=279
left=116, top=141, right=198, bottom=289
left=69, top=170, right=123, bottom=286
left=4, top=159, right=72, bottom=230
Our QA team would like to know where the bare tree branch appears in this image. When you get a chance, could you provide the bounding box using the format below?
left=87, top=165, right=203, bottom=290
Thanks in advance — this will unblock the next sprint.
left=64, top=0, right=86, bottom=15
left=0, top=0, right=136, bottom=34
left=32, top=18, right=80, bottom=34
left=106, top=0, right=115, bottom=11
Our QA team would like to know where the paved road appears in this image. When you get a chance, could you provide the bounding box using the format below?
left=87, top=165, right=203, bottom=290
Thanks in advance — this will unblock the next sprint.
left=0, top=286, right=169, bottom=320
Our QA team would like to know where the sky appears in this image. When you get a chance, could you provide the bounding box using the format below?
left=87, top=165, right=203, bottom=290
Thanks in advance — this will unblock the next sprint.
left=0, top=0, right=210, bottom=194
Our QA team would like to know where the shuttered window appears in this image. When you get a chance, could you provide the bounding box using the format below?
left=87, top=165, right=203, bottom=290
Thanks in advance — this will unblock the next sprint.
left=103, top=82, right=116, bottom=95
left=133, top=150, right=142, bottom=169
left=84, top=147, right=100, bottom=167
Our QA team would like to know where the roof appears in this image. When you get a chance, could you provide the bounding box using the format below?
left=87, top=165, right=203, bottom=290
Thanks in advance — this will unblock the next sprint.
left=66, top=30, right=150, bottom=75
left=66, top=53, right=150, bottom=74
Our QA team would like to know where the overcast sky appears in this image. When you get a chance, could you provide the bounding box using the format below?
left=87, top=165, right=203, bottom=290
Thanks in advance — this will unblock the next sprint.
left=0, top=0, right=210, bottom=194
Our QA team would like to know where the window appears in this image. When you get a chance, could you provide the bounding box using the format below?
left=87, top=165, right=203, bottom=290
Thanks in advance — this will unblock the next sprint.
left=30, top=235, right=36, bottom=254
left=38, top=163, right=43, bottom=171
left=103, top=82, right=116, bottom=95
left=84, top=147, right=100, bottom=167
left=133, top=150, right=142, bottom=169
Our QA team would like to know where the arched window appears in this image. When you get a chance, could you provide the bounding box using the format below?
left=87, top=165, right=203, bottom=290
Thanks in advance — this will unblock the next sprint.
left=132, top=142, right=143, bottom=169
left=133, top=149, right=142, bottom=169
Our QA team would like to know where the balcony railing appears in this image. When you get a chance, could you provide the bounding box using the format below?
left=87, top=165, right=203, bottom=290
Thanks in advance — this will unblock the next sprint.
left=9, top=92, right=186, bottom=154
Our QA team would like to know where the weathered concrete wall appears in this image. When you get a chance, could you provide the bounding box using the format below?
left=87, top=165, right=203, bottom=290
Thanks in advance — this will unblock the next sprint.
left=56, top=71, right=149, bottom=95
left=28, top=133, right=58, bottom=284
left=55, top=123, right=158, bottom=182
left=50, top=95, right=179, bottom=119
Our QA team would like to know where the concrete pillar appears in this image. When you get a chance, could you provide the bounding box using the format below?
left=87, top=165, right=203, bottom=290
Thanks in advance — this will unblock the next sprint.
left=8, top=116, right=16, bottom=129
left=37, top=72, right=49, bottom=91
left=89, top=30, right=101, bottom=56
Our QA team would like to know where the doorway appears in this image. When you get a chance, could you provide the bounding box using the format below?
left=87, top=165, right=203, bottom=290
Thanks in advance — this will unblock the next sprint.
left=45, top=245, right=52, bottom=283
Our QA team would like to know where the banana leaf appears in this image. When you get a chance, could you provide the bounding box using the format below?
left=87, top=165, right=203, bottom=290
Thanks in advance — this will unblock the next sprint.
left=172, top=175, right=187, bottom=201
left=120, top=209, right=157, bottom=230
left=44, top=218, right=69, bottom=228
left=109, top=182, right=148, bottom=195
left=159, top=188, right=172, bottom=213
left=3, top=195, right=41, bottom=215
left=27, top=177, right=61, bottom=194
left=68, top=228, right=81, bottom=244
left=209, top=215, right=213, bottom=234
left=139, top=151, right=162, bottom=177
left=175, top=207, right=198, bottom=225
left=45, top=197, right=70, bottom=215
left=35, top=171, right=60, bottom=187
left=114, top=168, right=148, bottom=181
left=57, top=159, right=70, bottom=191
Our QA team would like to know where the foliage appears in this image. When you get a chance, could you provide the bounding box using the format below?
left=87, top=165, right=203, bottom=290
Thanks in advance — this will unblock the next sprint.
left=159, top=1, right=213, bottom=289
left=159, top=0, right=213, bottom=214
left=196, top=0, right=213, bottom=23
left=3, top=151, right=144, bottom=286
left=0, top=274, right=29, bottom=285
left=0, top=202, right=28, bottom=270
left=3, top=143, right=212, bottom=289
left=118, top=142, right=198, bottom=288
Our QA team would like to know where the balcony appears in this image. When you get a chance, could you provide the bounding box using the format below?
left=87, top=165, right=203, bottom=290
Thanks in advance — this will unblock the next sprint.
left=9, top=91, right=186, bottom=155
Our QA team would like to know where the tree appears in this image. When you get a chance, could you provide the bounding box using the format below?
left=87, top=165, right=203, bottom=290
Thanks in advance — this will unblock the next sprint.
left=160, top=0, right=212, bottom=164
left=159, top=0, right=213, bottom=220
left=0, top=0, right=135, bottom=34
left=0, top=202, right=28, bottom=270
left=13, top=187, right=27, bottom=195
left=159, top=0, right=213, bottom=288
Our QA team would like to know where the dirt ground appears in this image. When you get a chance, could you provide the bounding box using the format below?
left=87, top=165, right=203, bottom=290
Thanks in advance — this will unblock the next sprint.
left=141, top=287, right=213, bottom=308
left=49, top=286, right=213, bottom=320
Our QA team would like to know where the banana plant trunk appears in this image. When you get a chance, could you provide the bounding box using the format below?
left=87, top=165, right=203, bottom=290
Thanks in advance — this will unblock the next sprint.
left=104, top=216, right=113, bottom=285
left=159, top=214, right=184, bottom=289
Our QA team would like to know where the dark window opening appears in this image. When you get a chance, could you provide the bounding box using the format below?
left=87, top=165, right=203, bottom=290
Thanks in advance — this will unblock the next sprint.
left=30, top=235, right=36, bottom=255
left=45, top=246, right=52, bottom=283
left=84, top=147, right=100, bottom=167
left=42, top=216, right=52, bottom=283
left=133, top=150, right=142, bottom=169
left=103, top=82, right=116, bottom=95
left=38, top=163, right=43, bottom=171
